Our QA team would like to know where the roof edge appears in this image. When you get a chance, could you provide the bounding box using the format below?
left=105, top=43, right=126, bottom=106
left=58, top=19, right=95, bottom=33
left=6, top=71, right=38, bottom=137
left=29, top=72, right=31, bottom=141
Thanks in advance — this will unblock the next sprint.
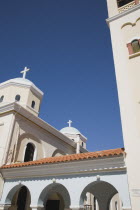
left=1, top=148, right=125, bottom=169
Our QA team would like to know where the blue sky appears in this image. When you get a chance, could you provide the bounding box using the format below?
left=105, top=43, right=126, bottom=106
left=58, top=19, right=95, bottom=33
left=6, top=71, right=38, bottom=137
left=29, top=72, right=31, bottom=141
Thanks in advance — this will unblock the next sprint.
left=0, top=0, right=123, bottom=151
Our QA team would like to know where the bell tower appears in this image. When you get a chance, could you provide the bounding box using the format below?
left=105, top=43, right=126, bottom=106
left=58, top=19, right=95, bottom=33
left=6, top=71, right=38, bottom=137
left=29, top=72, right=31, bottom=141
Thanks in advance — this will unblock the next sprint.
left=0, top=67, right=43, bottom=166
left=106, top=0, right=140, bottom=209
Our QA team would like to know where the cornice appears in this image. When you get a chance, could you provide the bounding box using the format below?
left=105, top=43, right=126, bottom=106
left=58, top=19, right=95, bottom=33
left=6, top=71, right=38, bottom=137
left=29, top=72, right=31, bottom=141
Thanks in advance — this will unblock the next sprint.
left=0, top=156, right=126, bottom=179
left=106, top=4, right=140, bottom=25
left=0, top=80, right=43, bottom=98
left=0, top=102, right=88, bottom=153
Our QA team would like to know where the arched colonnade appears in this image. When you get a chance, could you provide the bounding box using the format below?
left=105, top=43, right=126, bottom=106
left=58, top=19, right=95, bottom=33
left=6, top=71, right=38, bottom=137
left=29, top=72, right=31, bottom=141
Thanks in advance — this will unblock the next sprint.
left=2, top=181, right=123, bottom=210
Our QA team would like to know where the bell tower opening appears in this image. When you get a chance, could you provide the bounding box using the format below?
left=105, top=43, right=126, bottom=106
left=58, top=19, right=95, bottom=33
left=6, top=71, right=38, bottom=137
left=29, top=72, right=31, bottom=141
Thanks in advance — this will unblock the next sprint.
left=117, top=0, right=134, bottom=7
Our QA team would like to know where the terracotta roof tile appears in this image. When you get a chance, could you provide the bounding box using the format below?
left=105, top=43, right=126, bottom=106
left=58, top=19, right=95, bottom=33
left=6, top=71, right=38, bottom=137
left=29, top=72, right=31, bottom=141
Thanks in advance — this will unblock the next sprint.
left=1, top=148, right=124, bottom=169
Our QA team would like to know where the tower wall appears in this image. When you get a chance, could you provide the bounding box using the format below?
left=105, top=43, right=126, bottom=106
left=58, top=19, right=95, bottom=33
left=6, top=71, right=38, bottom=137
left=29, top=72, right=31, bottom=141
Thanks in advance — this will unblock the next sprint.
left=0, top=113, right=15, bottom=166
left=107, top=3, right=140, bottom=209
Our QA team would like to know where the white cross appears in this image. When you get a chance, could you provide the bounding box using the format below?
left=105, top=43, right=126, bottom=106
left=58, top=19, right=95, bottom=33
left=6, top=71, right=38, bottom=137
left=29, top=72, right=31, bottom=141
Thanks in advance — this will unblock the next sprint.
left=67, top=120, right=72, bottom=127
left=20, top=67, right=30, bottom=79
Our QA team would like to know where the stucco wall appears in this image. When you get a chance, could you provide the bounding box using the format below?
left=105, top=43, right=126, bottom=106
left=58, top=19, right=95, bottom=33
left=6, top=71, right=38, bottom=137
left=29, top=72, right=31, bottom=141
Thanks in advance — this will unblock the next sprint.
left=0, top=171, right=131, bottom=210
left=0, top=113, right=14, bottom=165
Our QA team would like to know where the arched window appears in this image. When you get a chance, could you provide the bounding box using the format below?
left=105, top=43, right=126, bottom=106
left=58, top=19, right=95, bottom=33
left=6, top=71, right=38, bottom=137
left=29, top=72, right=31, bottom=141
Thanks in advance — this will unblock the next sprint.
left=0, top=95, right=4, bottom=103
left=15, top=94, right=21, bottom=102
left=31, top=100, right=35, bottom=109
left=24, top=143, right=35, bottom=162
left=131, top=39, right=140, bottom=53
left=82, top=142, right=84, bottom=147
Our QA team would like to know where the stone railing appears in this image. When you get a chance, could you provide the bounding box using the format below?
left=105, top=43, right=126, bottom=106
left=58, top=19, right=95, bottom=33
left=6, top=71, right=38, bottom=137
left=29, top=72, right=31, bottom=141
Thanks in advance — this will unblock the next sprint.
left=118, top=1, right=136, bottom=13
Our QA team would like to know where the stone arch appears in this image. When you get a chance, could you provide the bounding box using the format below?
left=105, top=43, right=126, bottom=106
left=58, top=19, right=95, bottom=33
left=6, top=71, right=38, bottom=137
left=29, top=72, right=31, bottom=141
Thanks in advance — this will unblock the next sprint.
left=5, top=184, right=31, bottom=206
left=80, top=181, right=120, bottom=210
left=52, top=149, right=66, bottom=157
left=38, top=183, right=71, bottom=209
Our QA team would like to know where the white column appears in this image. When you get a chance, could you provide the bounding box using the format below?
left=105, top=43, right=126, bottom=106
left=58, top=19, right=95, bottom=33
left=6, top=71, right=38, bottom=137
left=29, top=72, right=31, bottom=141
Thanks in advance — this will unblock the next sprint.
left=76, top=141, right=80, bottom=154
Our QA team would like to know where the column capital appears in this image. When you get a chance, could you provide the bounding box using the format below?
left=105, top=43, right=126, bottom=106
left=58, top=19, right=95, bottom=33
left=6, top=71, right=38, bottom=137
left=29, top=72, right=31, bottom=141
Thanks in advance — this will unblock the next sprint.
left=30, top=205, right=44, bottom=210
left=70, top=207, right=84, bottom=210
left=0, top=205, right=11, bottom=210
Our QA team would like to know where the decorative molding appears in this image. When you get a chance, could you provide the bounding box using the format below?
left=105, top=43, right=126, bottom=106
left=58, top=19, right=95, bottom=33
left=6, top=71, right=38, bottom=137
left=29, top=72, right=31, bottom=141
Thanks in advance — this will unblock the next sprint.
left=118, top=1, right=135, bottom=14
left=26, top=105, right=39, bottom=115
left=106, top=4, right=140, bottom=25
left=0, top=102, right=82, bottom=152
left=0, top=80, right=43, bottom=98
left=0, top=102, right=88, bottom=153
left=0, top=156, right=126, bottom=179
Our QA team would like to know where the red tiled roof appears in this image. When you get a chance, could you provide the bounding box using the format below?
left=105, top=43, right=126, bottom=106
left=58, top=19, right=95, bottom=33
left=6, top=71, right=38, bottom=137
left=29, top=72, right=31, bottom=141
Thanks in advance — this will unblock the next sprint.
left=1, top=148, right=124, bottom=169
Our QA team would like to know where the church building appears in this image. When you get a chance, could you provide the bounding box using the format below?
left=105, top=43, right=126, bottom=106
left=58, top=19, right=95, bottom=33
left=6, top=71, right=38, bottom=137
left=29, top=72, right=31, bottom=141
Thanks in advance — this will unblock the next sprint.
left=0, top=0, right=139, bottom=210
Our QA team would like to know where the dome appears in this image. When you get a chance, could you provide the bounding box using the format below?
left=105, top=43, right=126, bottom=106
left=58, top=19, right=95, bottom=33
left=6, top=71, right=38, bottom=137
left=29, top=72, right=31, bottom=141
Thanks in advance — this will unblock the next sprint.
left=60, top=126, right=81, bottom=135
left=0, top=77, right=34, bottom=87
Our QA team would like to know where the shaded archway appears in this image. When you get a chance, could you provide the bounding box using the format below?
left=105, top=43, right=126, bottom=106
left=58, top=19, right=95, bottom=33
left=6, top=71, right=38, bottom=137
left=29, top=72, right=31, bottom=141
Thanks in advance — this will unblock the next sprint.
left=45, top=192, right=65, bottom=210
left=38, top=183, right=71, bottom=210
left=80, top=181, right=120, bottom=210
left=5, top=185, right=31, bottom=210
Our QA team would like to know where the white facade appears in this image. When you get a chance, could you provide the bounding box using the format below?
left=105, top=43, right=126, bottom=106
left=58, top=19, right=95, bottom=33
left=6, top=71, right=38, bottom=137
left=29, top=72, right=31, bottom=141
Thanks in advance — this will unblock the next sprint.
left=0, top=155, right=131, bottom=210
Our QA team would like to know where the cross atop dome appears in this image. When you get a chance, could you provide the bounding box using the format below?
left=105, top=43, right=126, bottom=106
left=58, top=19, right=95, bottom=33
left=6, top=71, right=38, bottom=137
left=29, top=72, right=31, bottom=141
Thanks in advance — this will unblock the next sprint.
left=67, top=120, right=72, bottom=127
left=20, top=67, right=30, bottom=79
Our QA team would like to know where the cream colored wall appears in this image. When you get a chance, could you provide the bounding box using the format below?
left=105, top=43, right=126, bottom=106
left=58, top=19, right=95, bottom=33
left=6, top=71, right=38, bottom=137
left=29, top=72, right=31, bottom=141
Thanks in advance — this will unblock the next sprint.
left=106, top=0, right=119, bottom=17
left=0, top=86, right=29, bottom=105
left=0, top=85, right=41, bottom=116
left=6, top=113, right=75, bottom=164
left=15, top=134, right=43, bottom=162
left=108, top=8, right=140, bottom=210
left=0, top=113, right=15, bottom=166
left=0, top=174, right=4, bottom=200
left=26, top=90, right=41, bottom=115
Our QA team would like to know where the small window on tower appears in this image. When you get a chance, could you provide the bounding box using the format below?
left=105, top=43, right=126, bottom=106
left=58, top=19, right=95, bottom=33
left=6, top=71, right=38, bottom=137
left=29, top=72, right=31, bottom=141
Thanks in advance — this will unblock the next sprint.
left=131, top=40, right=140, bottom=54
left=31, top=101, right=35, bottom=109
left=0, top=95, right=4, bottom=103
left=82, top=142, right=84, bottom=147
left=117, top=0, right=133, bottom=7
left=15, top=95, right=21, bottom=102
